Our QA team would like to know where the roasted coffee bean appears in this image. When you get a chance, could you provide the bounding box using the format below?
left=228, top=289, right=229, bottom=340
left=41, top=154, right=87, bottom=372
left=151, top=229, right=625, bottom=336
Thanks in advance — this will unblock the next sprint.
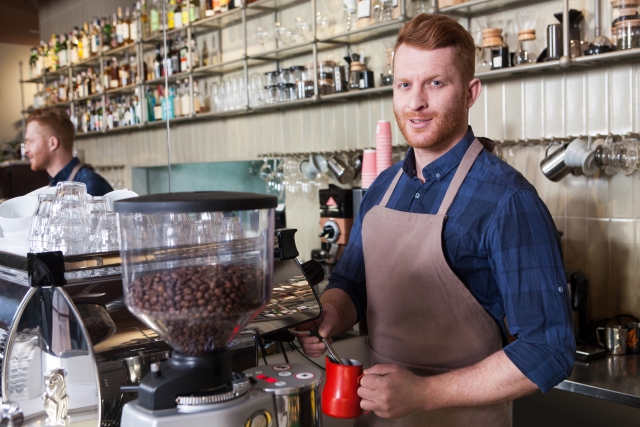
left=127, top=264, right=264, bottom=356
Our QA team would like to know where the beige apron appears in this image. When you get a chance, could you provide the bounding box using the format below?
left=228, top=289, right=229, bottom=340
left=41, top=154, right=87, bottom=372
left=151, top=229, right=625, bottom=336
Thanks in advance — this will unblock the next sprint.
left=356, top=139, right=510, bottom=427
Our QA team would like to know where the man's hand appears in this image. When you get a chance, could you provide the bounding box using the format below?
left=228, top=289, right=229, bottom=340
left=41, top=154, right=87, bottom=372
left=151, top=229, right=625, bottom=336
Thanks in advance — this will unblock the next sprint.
left=358, top=364, right=427, bottom=418
left=294, top=302, right=341, bottom=357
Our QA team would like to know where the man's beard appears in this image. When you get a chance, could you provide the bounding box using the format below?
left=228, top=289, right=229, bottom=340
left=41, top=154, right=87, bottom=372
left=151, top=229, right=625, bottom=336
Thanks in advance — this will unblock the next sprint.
left=394, top=96, right=468, bottom=150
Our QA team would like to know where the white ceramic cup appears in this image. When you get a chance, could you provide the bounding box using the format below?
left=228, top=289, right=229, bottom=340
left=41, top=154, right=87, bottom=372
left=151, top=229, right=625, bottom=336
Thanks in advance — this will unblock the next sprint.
left=0, top=196, right=39, bottom=236
left=564, top=137, right=590, bottom=168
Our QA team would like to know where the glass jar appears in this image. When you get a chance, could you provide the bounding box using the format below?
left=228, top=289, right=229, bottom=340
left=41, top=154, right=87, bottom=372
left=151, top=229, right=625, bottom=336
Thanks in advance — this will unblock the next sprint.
left=615, top=19, right=640, bottom=49
left=611, top=0, right=640, bottom=25
left=278, top=68, right=293, bottom=84
left=290, top=65, right=305, bottom=82
left=318, top=78, right=335, bottom=95
left=296, top=80, right=314, bottom=98
left=265, top=85, right=279, bottom=104
left=318, top=61, right=336, bottom=80
left=277, top=83, right=292, bottom=102
left=264, top=71, right=279, bottom=86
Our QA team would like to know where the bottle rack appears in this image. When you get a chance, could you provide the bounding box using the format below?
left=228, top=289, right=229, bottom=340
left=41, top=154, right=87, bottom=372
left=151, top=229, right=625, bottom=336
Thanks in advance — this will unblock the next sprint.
left=19, top=0, right=640, bottom=139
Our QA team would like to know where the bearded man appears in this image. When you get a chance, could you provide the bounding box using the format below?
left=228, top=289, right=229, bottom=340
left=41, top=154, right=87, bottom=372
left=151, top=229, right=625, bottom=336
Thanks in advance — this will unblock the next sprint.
left=298, top=14, right=574, bottom=427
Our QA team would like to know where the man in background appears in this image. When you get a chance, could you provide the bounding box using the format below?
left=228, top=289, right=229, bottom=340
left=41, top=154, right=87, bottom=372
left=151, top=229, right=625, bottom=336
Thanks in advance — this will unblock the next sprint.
left=24, top=108, right=112, bottom=196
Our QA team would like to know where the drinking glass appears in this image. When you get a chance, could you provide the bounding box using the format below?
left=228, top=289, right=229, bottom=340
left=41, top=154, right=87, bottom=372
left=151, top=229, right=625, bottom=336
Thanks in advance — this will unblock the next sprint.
left=90, top=212, right=120, bottom=252
left=119, top=213, right=157, bottom=249
left=53, top=181, right=87, bottom=206
left=29, top=194, right=54, bottom=253
left=198, top=211, right=224, bottom=222
left=47, top=199, right=89, bottom=255
left=295, top=17, right=312, bottom=42
left=86, top=196, right=111, bottom=214
left=161, top=222, right=188, bottom=247
left=256, top=27, right=269, bottom=52
left=275, top=22, right=288, bottom=46
left=221, top=216, right=243, bottom=241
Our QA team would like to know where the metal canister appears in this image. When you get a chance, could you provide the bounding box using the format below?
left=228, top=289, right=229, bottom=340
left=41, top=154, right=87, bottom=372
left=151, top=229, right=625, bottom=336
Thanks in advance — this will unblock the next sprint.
left=540, top=142, right=571, bottom=181
left=547, top=24, right=563, bottom=59
left=245, top=364, right=322, bottom=427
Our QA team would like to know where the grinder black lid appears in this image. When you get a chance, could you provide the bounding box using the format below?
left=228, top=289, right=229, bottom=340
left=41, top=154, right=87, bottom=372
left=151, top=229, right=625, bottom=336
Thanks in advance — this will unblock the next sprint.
left=113, top=191, right=278, bottom=214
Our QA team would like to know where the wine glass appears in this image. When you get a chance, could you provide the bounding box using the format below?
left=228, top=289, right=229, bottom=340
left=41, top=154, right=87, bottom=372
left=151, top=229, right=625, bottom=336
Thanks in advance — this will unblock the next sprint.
left=274, top=22, right=288, bottom=47
left=256, top=26, right=268, bottom=52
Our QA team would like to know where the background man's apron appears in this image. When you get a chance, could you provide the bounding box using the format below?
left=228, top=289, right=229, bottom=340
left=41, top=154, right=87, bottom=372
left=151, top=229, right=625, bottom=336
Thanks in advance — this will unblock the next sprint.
left=356, top=139, right=510, bottom=427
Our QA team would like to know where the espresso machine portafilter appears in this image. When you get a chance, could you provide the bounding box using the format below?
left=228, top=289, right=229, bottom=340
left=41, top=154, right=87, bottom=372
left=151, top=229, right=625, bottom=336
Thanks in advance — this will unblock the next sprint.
left=0, top=191, right=325, bottom=427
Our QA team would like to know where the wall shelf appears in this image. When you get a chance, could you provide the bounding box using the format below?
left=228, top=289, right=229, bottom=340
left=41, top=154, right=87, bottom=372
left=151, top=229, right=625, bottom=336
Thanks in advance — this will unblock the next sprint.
left=440, top=0, right=556, bottom=18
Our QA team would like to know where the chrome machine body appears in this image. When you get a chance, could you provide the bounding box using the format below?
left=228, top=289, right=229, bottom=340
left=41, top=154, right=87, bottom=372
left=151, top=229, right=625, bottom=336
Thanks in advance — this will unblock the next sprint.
left=0, top=228, right=324, bottom=427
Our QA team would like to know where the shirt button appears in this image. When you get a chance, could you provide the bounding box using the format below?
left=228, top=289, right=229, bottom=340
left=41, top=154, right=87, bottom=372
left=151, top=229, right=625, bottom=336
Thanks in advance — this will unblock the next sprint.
left=414, top=193, right=420, bottom=199
left=435, top=173, right=441, bottom=179
left=558, top=286, right=564, bottom=293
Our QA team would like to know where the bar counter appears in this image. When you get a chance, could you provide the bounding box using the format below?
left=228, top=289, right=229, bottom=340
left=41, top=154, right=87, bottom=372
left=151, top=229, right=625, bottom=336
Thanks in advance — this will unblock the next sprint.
left=555, top=353, right=640, bottom=408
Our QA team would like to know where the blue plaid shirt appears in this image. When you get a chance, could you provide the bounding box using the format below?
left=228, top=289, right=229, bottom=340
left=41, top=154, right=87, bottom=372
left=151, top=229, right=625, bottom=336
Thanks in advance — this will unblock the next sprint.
left=326, top=128, right=575, bottom=393
left=50, top=157, right=113, bottom=197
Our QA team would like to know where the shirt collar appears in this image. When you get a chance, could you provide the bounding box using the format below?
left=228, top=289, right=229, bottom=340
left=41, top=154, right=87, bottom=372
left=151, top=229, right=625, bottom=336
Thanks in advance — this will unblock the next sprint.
left=50, top=157, right=80, bottom=185
left=402, top=127, right=476, bottom=182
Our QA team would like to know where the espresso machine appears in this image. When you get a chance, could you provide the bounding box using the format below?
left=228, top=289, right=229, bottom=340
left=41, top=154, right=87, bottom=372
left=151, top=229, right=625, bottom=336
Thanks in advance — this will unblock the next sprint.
left=0, top=191, right=325, bottom=427
left=317, top=186, right=354, bottom=265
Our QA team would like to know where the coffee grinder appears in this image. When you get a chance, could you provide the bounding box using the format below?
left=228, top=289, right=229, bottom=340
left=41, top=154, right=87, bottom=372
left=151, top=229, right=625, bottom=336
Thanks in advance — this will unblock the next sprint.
left=114, top=192, right=324, bottom=427
left=317, top=185, right=354, bottom=265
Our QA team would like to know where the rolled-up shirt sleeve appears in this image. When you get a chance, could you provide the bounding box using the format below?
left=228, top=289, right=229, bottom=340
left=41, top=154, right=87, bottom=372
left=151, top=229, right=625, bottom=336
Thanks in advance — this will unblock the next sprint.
left=486, top=189, right=575, bottom=393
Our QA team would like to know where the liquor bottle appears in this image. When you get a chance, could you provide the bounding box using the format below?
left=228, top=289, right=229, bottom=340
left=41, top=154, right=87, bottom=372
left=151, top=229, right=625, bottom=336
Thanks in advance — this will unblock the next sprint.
left=204, top=0, right=214, bottom=17
left=106, top=99, right=114, bottom=129
left=81, top=102, right=90, bottom=132
left=81, top=23, right=91, bottom=59
left=190, top=38, right=199, bottom=68
left=189, top=0, right=200, bottom=22
left=96, top=101, right=104, bottom=131
left=220, top=0, right=229, bottom=13
left=178, top=37, right=188, bottom=72
left=60, top=76, right=69, bottom=102
left=213, top=0, right=220, bottom=14
left=116, top=8, right=125, bottom=46
left=181, top=79, right=191, bottom=115
left=70, top=27, right=81, bottom=64
left=77, top=71, right=86, bottom=98
left=174, top=0, right=183, bottom=29
left=123, top=7, right=133, bottom=44
left=110, top=57, right=120, bottom=89
left=29, top=47, right=38, bottom=78
left=91, top=17, right=102, bottom=56
left=153, top=44, right=163, bottom=78
left=111, top=14, right=119, bottom=49
left=52, top=34, right=60, bottom=70
left=172, top=84, right=182, bottom=116
left=150, top=0, right=160, bottom=33
left=58, top=34, right=68, bottom=67
left=120, top=55, right=130, bottom=86
left=71, top=75, right=79, bottom=100
left=129, top=53, right=138, bottom=83
left=103, top=60, right=111, bottom=90
left=146, top=87, right=155, bottom=121
left=140, top=0, right=150, bottom=38
left=193, top=80, right=202, bottom=113
left=167, top=0, right=176, bottom=29
left=133, top=87, right=142, bottom=123
left=131, top=2, right=141, bottom=42
left=170, top=39, right=180, bottom=74
left=86, top=68, right=97, bottom=95
left=102, top=17, right=112, bottom=52
left=77, top=29, right=84, bottom=61
left=201, top=40, right=209, bottom=66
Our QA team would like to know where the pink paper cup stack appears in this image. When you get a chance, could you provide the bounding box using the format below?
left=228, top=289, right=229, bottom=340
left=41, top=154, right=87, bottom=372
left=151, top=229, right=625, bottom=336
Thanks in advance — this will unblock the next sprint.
left=361, top=149, right=377, bottom=189
left=376, top=120, right=392, bottom=176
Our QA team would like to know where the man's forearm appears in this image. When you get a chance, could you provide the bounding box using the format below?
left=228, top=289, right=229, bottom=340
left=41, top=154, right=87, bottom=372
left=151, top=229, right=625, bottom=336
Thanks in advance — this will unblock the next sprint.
left=320, top=288, right=358, bottom=336
left=421, top=350, right=538, bottom=411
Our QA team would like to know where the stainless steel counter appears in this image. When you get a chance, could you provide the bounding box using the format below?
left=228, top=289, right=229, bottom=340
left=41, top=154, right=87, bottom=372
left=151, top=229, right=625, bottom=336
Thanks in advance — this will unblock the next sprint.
left=556, top=354, right=640, bottom=408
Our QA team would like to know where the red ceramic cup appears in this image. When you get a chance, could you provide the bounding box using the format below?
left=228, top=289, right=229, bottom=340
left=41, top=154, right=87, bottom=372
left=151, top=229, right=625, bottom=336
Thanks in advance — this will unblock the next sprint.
left=322, top=356, right=364, bottom=418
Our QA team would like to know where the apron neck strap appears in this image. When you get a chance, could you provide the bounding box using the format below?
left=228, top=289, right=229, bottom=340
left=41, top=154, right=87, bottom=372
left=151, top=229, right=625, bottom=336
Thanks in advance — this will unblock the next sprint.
left=436, top=139, right=484, bottom=216
left=379, top=168, right=404, bottom=207
left=68, top=161, right=84, bottom=182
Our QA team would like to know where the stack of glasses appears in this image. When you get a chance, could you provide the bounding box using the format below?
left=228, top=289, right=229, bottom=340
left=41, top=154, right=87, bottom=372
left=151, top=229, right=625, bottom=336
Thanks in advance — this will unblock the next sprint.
left=29, top=181, right=247, bottom=255
left=29, top=182, right=118, bottom=255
